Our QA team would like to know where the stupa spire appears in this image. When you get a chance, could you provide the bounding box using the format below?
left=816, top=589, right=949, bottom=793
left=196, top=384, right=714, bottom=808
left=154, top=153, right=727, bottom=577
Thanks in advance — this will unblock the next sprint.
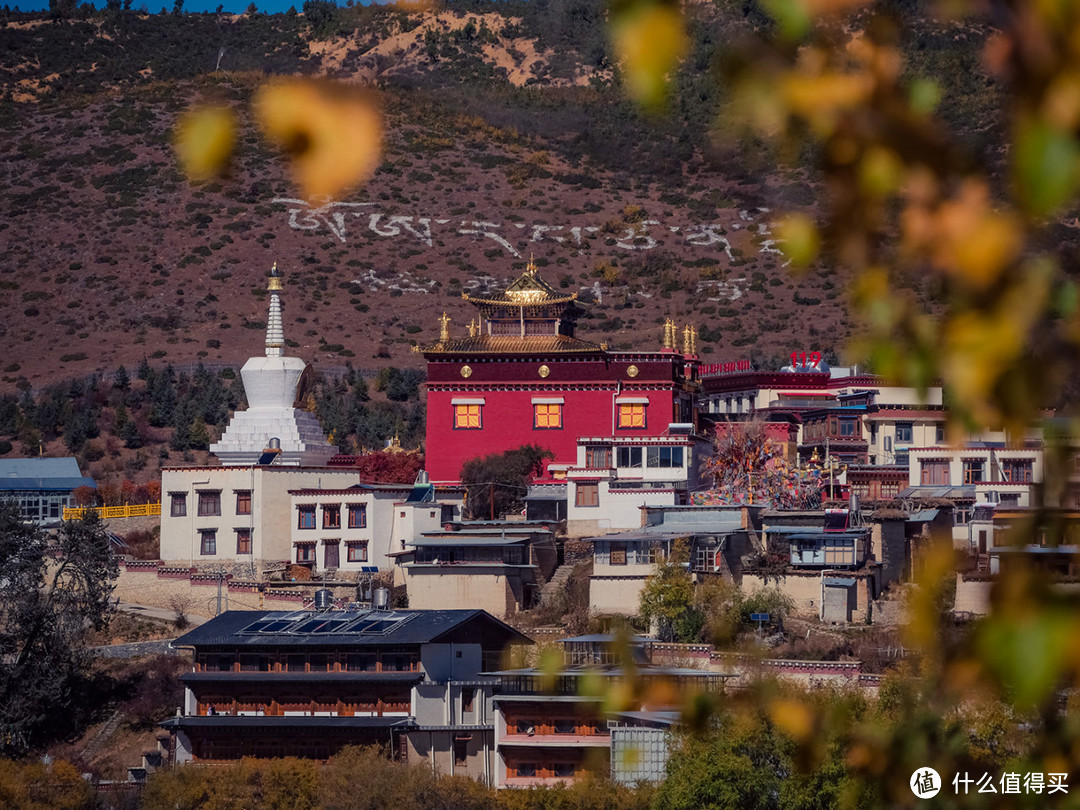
left=266, top=262, right=284, bottom=358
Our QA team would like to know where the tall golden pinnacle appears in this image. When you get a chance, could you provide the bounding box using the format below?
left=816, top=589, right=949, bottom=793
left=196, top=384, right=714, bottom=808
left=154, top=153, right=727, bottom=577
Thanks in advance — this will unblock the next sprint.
left=683, top=324, right=692, bottom=355
left=268, top=261, right=283, bottom=291
left=467, top=318, right=478, bottom=338
left=439, top=312, right=450, bottom=342
left=662, top=318, right=675, bottom=349
left=526, top=253, right=537, bottom=275
left=690, top=325, right=697, bottom=356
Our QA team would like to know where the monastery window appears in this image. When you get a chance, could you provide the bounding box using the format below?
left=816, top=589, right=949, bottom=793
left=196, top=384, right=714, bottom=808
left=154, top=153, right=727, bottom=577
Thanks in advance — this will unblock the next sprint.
left=575, top=483, right=599, bottom=508
left=454, top=738, right=469, bottom=765
left=235, top=529, right=252, bottom=555
left=963, top=459, right=985, bottom=484
left=646, top=446, right=684, bottom=468
left=454, top=404, right=482, bottom=429
left=348, top=504, right=367, bottom=529
left=297, top=505, right=316, bottom=530
left=235, top=490, right=252, bottom=515
left=894, top=451, right=909, bottom=467
left=895, top=422, right=914, bottom=443
left=170, top=492, right=187, bottom=517
left=585, top=446, right=612, bottom=468
left=346, top=541, right=368, bottom=563
left=199, top=530, right=217, bottom=556
left=617, top=447, right=642, bottom=468
left=936, top=423, right=946, bottom=443
left=1003, top=459, right=1034, bottom=483
left=323, top=504, right=341, bottom=530
left=838, top=418, right=858, bottom=437
left=921, top=460, right=951, bottom=486
left=534, top=403, right=563, bottom=430
left=295, top=543, right=316, bottom=564
left=609, top=543, right=627, bottom=565
left=197, top=491, right=221, bottom=517
left=617, top=403, right=646, bottom=429
left=954, top=506, right=973, bottom=526
left=462, top=687, right=476, bottom=713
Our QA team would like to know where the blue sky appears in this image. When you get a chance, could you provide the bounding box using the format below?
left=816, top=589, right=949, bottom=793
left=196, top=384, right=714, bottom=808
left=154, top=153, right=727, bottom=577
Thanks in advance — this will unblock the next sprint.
left=9, top=0, right=353, bottom=14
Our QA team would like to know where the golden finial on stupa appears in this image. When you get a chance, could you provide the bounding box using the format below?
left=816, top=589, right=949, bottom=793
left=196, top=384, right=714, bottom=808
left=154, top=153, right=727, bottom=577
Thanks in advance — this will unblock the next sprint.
left=690, top=325, right=697, bottom=356
left=268, top=261, right=283, bottom=291
left=467, top=318, right=478, bottom=338
left=683, top=325, right=692, bottom=355
left=526, top=253, right=537, bottom=275
left=439, top=312, right=450, bottom=342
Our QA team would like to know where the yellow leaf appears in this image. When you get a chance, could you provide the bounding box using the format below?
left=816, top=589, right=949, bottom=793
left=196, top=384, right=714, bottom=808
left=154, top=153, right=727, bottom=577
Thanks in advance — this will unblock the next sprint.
left=776, top=213, right=820, bottom=267
left=610, top=3, right=688, bottom=110
left=174, top=105, right=236, bottom=181
left=255, top=79, right=382, bottom=201
left=769, top=697, right=814, bottom=742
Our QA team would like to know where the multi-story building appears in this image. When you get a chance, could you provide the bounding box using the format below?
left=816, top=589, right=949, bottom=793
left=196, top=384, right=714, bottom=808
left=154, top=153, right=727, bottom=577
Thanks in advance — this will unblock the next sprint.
left=394, top=523, right=558, bottom=617
left=491, top=634, right=728, bottom=787
left=588, top=506, right=759, bottom=615
left=423, top=262, right=699, bottom=485
left=161, top=605, right=530, bottom=778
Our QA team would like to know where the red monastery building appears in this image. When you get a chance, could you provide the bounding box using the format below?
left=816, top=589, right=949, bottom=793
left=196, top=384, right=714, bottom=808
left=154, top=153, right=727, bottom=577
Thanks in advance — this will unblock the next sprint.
left=423, top=263, right=700, bottom=484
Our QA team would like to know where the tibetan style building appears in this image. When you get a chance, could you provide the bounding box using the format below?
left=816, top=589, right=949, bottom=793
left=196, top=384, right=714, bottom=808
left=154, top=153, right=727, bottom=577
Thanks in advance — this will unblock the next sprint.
left=162, top=606, right=530, bottom=775
left=423, top=263, right=700, bottom=484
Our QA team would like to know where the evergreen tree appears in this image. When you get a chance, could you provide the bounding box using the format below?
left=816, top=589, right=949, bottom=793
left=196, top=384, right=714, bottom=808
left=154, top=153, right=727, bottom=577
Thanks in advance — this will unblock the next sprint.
left=113, top=364, right=130, bottom=393
left=0, top=506, right=117, bottom=754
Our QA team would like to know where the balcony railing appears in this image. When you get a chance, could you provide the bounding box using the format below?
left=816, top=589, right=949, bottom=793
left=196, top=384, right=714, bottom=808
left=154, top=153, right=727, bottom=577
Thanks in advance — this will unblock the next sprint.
left=63, top=502, right=161, bottom=520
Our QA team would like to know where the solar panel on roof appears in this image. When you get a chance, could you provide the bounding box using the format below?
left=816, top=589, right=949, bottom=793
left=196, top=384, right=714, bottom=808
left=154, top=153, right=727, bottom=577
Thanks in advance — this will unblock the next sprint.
left=312, top=620, right=351, bottom=634
left=242, top=620, right=274, bottom=633
left=361, top=620, right=400, bottom=634
left=295, top=619, right=331, bottom=633
left=260, top=620, right=293, bottom=632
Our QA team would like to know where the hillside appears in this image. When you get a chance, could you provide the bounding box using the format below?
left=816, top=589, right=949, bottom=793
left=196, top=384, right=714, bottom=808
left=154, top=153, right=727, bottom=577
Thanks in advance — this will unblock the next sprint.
left=0, top=2, right=999, bottom=393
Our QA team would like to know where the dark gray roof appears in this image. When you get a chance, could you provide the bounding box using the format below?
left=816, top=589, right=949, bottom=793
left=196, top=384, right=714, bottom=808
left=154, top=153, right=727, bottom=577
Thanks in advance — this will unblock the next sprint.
left=408, top=535, right=528, bottom=548
left=0, top=457, right=95, bottom=492
left=172, top=608, right=531, bottom=649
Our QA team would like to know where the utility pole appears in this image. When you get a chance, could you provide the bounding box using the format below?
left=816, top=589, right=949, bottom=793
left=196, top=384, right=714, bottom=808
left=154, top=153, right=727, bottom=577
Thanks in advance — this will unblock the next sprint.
left=490, top=482, right=495, bottom=521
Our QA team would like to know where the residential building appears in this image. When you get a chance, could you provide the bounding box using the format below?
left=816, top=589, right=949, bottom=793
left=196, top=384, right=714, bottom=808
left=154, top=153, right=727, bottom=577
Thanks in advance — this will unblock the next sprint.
left=491, top=634, right=728, bottom=787
left=0, top=457, right=95, bottom=526
left=161, top=468, right=462, bottom=572
left=394, top=523, right=558, bottom=617
left=560, top=430, right=710, bottom=537
left=161, top=605, right=531, bottom=778
left=588, top=505, right=759, bottom=615
left=423, top=262, right=698, bottom=485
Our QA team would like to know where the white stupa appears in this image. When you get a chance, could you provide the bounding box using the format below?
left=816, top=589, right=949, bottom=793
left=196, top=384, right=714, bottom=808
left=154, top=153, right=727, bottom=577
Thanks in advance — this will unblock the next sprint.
left=210, top=264, right=337, bottom=467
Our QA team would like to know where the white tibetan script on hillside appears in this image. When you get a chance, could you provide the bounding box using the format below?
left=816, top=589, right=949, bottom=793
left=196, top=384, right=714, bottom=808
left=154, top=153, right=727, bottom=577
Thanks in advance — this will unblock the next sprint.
left=272, top=198, right=781, bottom=261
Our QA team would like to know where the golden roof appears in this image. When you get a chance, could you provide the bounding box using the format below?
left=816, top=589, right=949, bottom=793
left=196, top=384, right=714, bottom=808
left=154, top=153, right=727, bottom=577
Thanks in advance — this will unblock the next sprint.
left=463, top=261, right=578, bottom=308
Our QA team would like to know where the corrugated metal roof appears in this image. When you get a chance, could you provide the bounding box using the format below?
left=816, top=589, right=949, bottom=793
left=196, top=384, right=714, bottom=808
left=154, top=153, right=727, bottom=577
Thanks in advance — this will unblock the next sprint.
left=0, top=458, right=94, bottom=491
left=408, top=535, right=529, bottom=547
left=906, top=509, right=941, bottom=522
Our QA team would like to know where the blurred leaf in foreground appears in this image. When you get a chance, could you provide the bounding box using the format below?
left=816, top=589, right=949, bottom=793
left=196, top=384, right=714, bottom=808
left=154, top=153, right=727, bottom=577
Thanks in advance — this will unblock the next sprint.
left=174, top=105, right=236, bottom=182
left=255, top=79, right=382, bottom=201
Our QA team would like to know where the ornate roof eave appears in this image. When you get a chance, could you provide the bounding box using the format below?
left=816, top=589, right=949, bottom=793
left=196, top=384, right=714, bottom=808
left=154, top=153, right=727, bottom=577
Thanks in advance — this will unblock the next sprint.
left=462, top=292, right=581, bottom=308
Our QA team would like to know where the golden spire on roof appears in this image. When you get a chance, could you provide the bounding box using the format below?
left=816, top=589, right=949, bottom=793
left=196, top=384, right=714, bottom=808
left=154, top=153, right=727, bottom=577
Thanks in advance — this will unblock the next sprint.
left=662, top=318, right=675, bottom=350
left=467, top=318, right=478, bottom=338
left=683, top=324, right=692, bottom=355
left=690, top=325, right=697, bottom=356
left=439, top=312, right=450, bottom=342
left=526, top=253, right=537, bottom=275
left=268, top=261, right=283, bottom=291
